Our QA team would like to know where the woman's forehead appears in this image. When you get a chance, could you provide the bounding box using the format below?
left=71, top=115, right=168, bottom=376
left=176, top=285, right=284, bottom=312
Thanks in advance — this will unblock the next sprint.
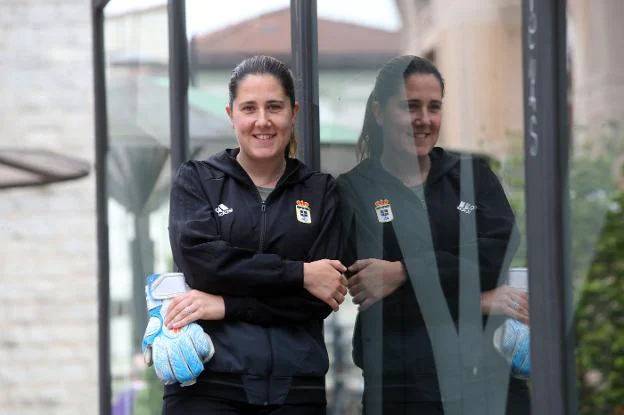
left=236, top=74, right=285, bottom=98
left=392, top=74, right=443, bottom=100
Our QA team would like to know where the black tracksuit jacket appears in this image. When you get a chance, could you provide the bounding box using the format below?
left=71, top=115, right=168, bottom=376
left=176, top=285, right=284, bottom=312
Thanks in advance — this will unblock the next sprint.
left=166, top=148, right=341, bottom=406
left=337, top=147, right=530, bottom=411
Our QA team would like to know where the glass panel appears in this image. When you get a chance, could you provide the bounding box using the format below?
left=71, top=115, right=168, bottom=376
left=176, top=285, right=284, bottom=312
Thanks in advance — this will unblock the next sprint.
left=568, top=1, right=624, bottom=413
left=321, top=0, right=531, bottom=413
left=104, top=2, right=172, bottom=413
left=185, top=0, right=291, bottom=159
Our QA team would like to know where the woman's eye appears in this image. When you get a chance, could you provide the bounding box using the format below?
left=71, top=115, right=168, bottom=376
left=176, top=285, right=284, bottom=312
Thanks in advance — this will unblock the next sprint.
left=268, top=104, right=282, bottom=112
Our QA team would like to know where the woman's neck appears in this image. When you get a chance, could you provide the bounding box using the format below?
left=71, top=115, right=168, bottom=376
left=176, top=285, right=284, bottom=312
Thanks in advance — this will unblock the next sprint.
left=380, top=150, right=431, bottom=187
left=236, top=151, right=286, bottom=188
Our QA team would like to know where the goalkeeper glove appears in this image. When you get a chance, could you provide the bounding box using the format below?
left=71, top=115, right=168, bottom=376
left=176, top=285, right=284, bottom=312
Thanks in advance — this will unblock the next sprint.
left=493, top=318, right=531, bottom=380
left=141, top=272, right=215, bottom=386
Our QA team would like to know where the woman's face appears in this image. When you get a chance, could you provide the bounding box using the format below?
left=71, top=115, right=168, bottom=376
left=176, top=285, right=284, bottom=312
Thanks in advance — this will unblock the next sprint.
left=226, top=74, right=298, bottom=163
left=374, top=73, right=443, bottom=159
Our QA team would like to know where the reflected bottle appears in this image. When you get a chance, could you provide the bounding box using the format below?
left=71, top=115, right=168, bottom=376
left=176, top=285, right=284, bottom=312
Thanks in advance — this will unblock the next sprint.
left=493, top=267, right=531, bottom=380
left=493, top=318, right=530, bottom=379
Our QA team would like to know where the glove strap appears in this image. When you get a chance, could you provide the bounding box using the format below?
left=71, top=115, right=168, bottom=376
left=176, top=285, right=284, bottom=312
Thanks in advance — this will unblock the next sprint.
left=146, top=272, right=188, bottom=310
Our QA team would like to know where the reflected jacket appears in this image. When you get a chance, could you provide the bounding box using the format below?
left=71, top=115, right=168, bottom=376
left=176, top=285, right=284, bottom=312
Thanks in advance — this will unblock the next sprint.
left=166, top=148, right=341, bottom=406
left=338, top=147, right=525, bottom=404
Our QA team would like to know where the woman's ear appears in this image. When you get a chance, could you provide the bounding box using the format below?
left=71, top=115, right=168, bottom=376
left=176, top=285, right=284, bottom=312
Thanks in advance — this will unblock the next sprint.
left=225, top=106, right=234, bottom=128
left=292, top=101, right=300, bottom=122
left=371, top=100, right=383, bottom=126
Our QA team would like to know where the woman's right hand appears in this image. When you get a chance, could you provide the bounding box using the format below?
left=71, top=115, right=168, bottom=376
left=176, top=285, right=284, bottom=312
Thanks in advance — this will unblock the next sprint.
left=303, top=259, right=348, bottom=311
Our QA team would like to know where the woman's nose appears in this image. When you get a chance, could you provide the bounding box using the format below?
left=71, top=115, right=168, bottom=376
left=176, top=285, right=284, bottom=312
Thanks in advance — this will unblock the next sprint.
left=422, top=109, right=432, bottom=124
left=256, top=109, right=271, bottom=126
left=414, top=110, right=430, bottom=126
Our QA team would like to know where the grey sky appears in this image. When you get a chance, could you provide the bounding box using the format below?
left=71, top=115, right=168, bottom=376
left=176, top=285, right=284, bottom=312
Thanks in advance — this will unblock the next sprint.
left=106, top=0, right=401, bottom=34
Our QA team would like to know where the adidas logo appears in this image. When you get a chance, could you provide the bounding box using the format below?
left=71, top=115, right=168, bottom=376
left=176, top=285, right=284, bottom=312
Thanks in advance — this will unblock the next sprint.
left=215, top=203, right=233, bottom=217
left=457, top=201, right=477, bottom=214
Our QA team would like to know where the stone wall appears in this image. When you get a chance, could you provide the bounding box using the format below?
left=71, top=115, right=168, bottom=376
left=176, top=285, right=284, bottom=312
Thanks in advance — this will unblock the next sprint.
left=0, top=1, right=98, bottom=414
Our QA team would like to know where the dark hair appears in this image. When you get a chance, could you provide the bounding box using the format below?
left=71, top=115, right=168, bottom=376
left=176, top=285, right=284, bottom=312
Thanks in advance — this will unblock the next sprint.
left=228, top=55, right=298, bottom=158
left=357, top=55, right=445, bottom=160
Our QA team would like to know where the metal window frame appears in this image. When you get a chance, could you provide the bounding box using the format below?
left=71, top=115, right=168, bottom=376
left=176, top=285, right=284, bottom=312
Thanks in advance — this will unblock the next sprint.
left=91, top=2, right=110, bottom=415
left=522, top=0, right=577, bottom=414
left=290, top=0, right=320, bottom=170
left=92, top=0, right=578, bottom=412
left=92, top=0, right=190, bottom=414
left=168, top=0, right=190, bottom=172
left=93, top=0, right=109, bottom=9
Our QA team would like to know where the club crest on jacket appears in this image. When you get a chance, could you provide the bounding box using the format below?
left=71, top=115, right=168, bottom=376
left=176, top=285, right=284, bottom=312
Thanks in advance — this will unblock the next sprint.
left=374, top=198, right=394, bottom=223
left=295, top=200, right=312, bottom=224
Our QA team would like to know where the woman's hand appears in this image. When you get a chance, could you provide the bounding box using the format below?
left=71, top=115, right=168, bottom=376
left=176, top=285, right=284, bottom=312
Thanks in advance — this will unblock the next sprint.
left=303, top=259, right=348, bottom=312
left=348, top=259, right=406, bottom=311
left=165, top=289, right=226, bottom=330
left=481, top=285, right=529, bottom=325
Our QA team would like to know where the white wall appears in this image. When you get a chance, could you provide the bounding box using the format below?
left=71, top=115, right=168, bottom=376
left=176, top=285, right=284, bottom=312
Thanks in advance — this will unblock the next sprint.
left=105, top=6, right=169, bottom=64
left=0, top=1, right=97, bottom=414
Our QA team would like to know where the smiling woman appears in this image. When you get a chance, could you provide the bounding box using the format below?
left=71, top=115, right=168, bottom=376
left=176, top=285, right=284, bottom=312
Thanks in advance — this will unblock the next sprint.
left=162, top=55, right=348, bottom=415
left=338, top=55, right=530, bottom=414
left=225, top=57, right=299, bottom=187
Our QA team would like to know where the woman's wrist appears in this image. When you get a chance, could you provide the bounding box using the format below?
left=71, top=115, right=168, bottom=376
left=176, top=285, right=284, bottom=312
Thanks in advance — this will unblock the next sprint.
left=201, top=294, right=226, bottom=320
left=390, top=261, right=407, bottom=285
left=480, top=290, right=492, bottom=314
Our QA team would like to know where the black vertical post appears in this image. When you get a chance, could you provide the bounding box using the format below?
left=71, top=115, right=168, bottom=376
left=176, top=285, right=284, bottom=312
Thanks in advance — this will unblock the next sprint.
left=188, top=36, right=198, bottom=87
left=522, top=0, right=576, bottom=413
left=168, top=0, right=189, bottom=173
left=290, top=0, right=320, bottom=170
left=91, top=1, right=111, bottom=414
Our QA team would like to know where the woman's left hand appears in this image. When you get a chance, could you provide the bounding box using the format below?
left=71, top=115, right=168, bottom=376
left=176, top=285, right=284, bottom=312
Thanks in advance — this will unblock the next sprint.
left=348, top=259, right=406, bottom=311
left=481, top=285, right=529, bottom=325
left=164, top=290, right=225, bottom=329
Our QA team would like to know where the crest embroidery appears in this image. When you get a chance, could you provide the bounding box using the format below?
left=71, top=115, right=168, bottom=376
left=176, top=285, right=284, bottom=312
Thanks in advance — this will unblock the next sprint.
left=296, top=200, right=312, bottom=224
left=374, top=198, right=394, bottom=223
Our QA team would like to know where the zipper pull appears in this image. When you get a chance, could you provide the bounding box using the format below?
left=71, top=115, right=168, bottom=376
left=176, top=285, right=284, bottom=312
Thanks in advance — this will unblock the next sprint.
left=261, top=202, right=266, bottom=212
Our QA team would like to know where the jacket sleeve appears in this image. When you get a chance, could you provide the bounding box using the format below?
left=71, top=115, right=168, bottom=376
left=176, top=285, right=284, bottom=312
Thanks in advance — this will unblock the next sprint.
left=220, top=176, right=342, bottom=325
left=223, top=289, right=331, bottom=326
left=169, top=162, right=303, bottom=297
left=404, top=161, right=520, bottom=296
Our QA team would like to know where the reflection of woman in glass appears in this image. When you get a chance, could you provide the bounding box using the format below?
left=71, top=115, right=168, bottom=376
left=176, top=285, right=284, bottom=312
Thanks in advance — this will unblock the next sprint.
left=338, top=55, right=530, bottom=414
left=162, top=55, right=348, bottom=414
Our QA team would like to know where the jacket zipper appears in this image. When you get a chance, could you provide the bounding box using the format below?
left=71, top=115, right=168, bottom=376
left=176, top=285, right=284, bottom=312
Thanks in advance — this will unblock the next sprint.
left=258, top=198, right=272, bottom=404
left=259, top=201, right=267, bottom=253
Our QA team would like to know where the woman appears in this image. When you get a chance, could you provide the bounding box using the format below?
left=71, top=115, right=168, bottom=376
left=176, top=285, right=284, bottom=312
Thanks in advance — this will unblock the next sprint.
left=338, top=55, right=530, bottom=414
left=162, top=55, right=348, bottom=414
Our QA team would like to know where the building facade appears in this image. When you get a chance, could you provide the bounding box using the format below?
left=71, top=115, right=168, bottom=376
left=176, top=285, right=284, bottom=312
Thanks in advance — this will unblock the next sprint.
left=396, top=0, right=624, bottom=157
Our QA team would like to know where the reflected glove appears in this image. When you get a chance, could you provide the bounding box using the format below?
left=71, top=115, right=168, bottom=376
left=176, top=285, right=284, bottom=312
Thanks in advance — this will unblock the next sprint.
left=493, top=319, right=531, bottom=380
left=142, top=272, right=215, bottom=386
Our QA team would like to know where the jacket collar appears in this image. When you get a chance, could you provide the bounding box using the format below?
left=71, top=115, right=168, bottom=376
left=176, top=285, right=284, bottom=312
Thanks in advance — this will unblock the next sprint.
left=205, top=148, right=312, bottom=188
left=352, top=147, right=460, bottom=187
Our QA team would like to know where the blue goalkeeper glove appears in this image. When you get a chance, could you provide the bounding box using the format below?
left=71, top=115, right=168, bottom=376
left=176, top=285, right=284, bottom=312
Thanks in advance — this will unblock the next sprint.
left=493, top=318, right=531, bottom=380
left=142, top=272, right=215, bottom=386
